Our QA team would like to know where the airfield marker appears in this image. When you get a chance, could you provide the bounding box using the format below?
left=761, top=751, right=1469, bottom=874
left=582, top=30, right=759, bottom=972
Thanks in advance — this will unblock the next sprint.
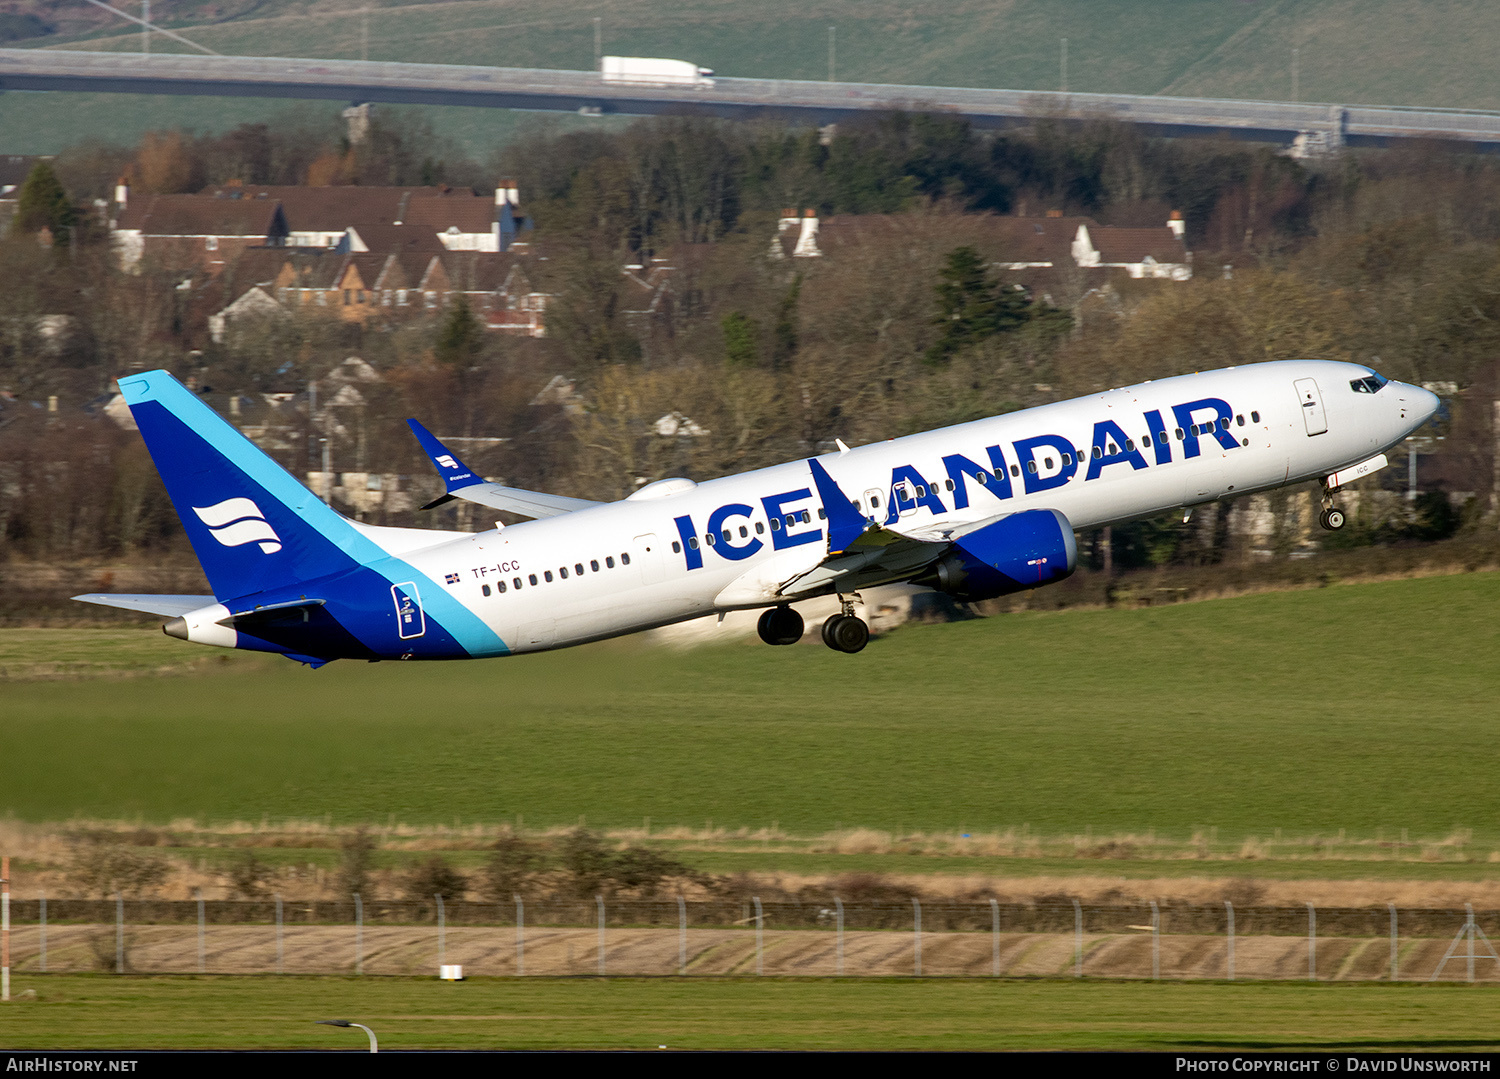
left=196, top=888, right=205, bottom=974
left=38, top=889, right=45, bottom=973
left=912, top=897, right=921, bottom=977
left=834, top=898, right=844, bottom=976
left=1073, top=899, right=1083, bottom=977
left=1226, top=901, right=1236, bottom=981
left=2, top=855, right=9, bottom=1001
left=677, top=895, right=686, bottom=975
left=1307, top=902, right=1317, bottom=980
left=274, top=893, right=283, bottom=974
left=436, top=894, right=445, bottom=970
left=515, top=895, right=524, bottom=976
left=990, top=898, right=999, bottom=977
left=1150, top=901, right=1160, bottom=981
left=596, top=895, right=605, bottom=975
left=115, top=892, right=124, bottom=974
left=753, top=897, right=764, bottom=975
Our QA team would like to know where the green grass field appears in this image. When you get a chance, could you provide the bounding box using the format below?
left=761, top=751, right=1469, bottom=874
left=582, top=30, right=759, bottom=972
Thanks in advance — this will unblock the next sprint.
left=3, top=974, right=1500, bottom=1050
left=4, top=571, right=1500, bottom=847
left=7, top=0, right=1500, bottom=155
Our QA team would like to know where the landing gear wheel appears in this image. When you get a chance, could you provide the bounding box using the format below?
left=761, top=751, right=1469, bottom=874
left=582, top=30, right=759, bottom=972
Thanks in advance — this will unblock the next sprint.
left=1319, top=508, right=1346, bottom=531
left=822, top=614, right=870, bottom=654
left=757, top=606, right=804, bottom=646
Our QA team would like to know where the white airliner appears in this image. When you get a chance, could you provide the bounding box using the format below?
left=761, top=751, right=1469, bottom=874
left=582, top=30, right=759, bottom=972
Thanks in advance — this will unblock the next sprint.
left=74, top=360, right=1437, bottom=664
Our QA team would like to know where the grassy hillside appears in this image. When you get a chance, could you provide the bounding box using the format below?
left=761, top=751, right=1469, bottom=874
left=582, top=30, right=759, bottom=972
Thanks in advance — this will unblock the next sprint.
left=3, top=571, right=1499, bottom=842
left=6, top=1, right=1500, bottom=155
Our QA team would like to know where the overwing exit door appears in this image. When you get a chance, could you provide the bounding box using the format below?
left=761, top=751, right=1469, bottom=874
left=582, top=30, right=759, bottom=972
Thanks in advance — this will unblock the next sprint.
left=1294, top=378, right=1327, bottom=436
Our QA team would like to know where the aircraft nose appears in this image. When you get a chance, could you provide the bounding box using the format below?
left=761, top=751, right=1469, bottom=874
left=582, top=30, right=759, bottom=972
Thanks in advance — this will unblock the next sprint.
left=1408, top=384, right=1441, bottom=426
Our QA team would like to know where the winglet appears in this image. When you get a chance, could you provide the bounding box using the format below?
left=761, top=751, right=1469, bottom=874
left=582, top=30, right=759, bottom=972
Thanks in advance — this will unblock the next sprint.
left=807, top=458, right=868, bottom=553
left=407, top=419, right=480, bottom=493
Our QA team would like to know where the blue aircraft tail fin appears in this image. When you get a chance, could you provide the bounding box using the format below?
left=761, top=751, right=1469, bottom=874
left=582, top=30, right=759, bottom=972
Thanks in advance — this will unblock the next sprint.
left=119, top=371, right=390, bottom=601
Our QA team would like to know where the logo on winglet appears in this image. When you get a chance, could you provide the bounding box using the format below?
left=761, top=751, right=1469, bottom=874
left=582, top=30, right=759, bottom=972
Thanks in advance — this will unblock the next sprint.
left=436, top=455, right=459, bottom=469
left=192, top=497, right=282, bottom=554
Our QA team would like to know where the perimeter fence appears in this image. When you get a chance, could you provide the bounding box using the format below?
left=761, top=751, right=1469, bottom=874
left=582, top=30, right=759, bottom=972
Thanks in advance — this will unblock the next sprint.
left=4, top=898, right=1499, bottom=982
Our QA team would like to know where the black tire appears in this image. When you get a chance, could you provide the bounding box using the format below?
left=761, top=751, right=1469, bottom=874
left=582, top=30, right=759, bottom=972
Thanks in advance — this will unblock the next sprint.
left=821, top=614, right=845, bottom=649
left=1325, top=508, right=1346, bottom=530
left=829, top=615, right=870, bottom=654
left=758, top=606, right=803, bottom=646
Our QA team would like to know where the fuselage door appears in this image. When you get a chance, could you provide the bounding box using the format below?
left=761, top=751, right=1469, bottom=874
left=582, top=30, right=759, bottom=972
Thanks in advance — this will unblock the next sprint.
left=862, top=488, right=883, bottom=521
left=892, top=481, right=918, bottom=518
left=1295, top=378, right=1328, bottom=436
left=633, top=533, right=664, bottom=584
left=390, top=582, right=426, bottom=640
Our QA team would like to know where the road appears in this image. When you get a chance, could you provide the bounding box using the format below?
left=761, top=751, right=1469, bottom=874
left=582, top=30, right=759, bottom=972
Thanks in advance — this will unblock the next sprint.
left=5, top=48, right=1500, bottom=148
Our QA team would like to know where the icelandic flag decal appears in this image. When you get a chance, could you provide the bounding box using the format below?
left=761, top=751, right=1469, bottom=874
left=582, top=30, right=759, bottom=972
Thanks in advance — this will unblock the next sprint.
left=444, top=572, right=461, bottom=585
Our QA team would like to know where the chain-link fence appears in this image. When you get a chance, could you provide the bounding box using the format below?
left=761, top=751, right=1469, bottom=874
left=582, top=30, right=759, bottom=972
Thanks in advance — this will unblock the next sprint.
left=4, top=898, right=1499, bottom=981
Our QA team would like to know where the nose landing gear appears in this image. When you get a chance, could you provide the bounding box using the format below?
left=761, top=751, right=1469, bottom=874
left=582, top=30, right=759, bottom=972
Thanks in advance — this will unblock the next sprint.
left=820, top=595, right=870, bottom=654
left=1318, top=482, right=1347, bottom=531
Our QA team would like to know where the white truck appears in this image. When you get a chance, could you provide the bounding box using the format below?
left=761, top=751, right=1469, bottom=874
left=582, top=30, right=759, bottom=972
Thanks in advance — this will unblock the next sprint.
left=600, top=56, right=715, bottom=88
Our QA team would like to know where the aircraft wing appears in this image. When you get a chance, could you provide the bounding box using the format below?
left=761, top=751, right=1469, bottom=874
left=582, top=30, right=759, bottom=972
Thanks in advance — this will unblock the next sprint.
left=72, top=594, right=216, bottom=617
left=407, top=419, right=603, bottom=519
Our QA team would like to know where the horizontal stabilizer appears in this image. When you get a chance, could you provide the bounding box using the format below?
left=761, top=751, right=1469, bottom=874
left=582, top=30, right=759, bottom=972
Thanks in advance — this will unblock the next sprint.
left=72, top=593, right=216, bottom=617
left=406, top=418, right=602, bottom=519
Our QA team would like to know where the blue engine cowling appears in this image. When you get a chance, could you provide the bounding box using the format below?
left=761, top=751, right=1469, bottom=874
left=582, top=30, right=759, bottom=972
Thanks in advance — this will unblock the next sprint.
left=922, top=509, right=1077, bottom=601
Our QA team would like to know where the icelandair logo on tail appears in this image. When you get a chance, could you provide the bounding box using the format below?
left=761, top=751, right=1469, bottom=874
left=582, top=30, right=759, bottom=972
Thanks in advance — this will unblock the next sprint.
left=192, top=497, right=282, bottom=554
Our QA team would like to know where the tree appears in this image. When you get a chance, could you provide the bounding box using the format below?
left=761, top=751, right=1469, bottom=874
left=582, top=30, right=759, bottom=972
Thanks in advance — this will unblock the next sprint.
left=12, top=160, right=75, bottom=242
left=404, top=856, right=468, bottom=901
left=924, top=246, right=1030, bottom=364
left=721, top=311, right=758, bottom=365
left=435, top=294, right=484, bottom=367
left=481, top=834, right=548, bottom=900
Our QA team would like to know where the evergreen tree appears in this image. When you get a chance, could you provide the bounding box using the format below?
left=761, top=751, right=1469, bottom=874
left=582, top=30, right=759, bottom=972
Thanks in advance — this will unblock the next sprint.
left=721, top=310, right=758, bottom=365
left=12, top=160, right=75, bottom=242
left=925, top=245, right=1032, bottom=364
left=435, top=294, right=484, bottom=367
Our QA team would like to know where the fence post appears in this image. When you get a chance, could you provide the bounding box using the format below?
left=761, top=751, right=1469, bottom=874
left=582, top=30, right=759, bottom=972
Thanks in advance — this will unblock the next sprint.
left=596, top=895, right=605, bottom=975
left=436, top=894, right=445, bottom=969
left=39, top=889, right=46, bottom=974
left=990, top=898, right=999, bottom=977
left=115, top=892, right=124, bottom=974
left=1150, top=900, right=1159, bottom=981
left=834, top=897, right=844, bottom=976
left=912, top=896, right=921, bottom=977
left=274, top=893, right=283, bottom=975
left=1225, top=900, right=1235, bottom=980
left=515, top=895, right=524, bottom=976
left=196, top=888, right=205, bottom=974
left=677, top=895, right=686, bottom=975
left=1073, top=898, right=1082, bottom=977
left=753, top=896, right=764, bottom=976
left=1307, top=902, right=1316, bottom=981
left=1389, top=903, right=1398, bottom=981
left=353, top=893, right=363, bottom=975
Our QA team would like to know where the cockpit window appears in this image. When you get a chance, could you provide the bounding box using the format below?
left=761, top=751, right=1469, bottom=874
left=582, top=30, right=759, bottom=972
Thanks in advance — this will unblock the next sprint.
left=1350, top=373, right=1389, bottom=394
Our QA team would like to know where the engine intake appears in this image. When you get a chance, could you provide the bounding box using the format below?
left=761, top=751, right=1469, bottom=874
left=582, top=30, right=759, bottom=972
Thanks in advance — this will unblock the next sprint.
left=919, top=508, right=1077, bottom=601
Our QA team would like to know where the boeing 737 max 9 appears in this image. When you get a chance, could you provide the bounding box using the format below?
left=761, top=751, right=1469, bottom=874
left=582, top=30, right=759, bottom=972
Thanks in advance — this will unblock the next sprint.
left=74, top=360, right=1438, bottom=664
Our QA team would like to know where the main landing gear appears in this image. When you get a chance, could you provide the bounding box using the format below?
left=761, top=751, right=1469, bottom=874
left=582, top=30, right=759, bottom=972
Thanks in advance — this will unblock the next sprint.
left=1318, top=482, right=1347, bottom=531
left=756, top=605, right=804, bottom=646
left=820, top=595, right=870, bottom=654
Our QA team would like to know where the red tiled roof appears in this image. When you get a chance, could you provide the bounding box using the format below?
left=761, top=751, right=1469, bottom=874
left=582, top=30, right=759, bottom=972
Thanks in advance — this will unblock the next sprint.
left=1089, top=226, right=1188, bottom=265
left=115, top=194, right=285, bottom=238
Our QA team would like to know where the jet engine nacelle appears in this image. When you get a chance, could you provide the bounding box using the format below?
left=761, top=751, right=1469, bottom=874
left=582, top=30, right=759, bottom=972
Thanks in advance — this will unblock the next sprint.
left=923, top=508, right=1077, bottom=601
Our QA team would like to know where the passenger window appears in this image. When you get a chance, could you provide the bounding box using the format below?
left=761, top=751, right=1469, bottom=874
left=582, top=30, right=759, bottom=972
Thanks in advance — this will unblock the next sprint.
left=672, top=542, right=681, bottom=554
left=606, top=556, right=615, bottom=568
left=543, top=571, right=552, bottom=583
left=976, top=472, right=988, bottom=485
left=1092, top=446, right=1102, bottom=459
left=1044, top=457, right=1054, bottom=469
left=1236, top=414, right=1245, bottom=426
left=1063, top=453, right=1072, bottom=466
left=801, top=510, right=811, bottom=524
left=1027, top=460, right=1038, bottom=473
left=871, top=495, right=881, bottom=507
left=755, top=522, right=764, bottom=534
left=770, top=518, right=781, bottom=531
left=705, top=533, right=716, bottom=546
left=559, top=567, right=568, bottom=579
left=514, top=578, right=522, bottom=589
left=1107, top=443, right=1118, bottom=455
left=529, top=574, right=538, bottom=586
left=591, top=560, right=599, bottom=571
left=622, top=553, right=631, bottom=565
left=721, top=530, right=731, bottom=543
left=740, top=525, right=749, bottom=536
left=688, top=537, right=699, bottom=549
left=945, top=478, right=954, bottom=491
left=498, top=580, right=507, bottom=593
left=916, top=485, right=926, bottom=497
left=1251, top=411, right=1261, bottom=423
left=785, top=514, right=796, bottom=527
left=1010, top=465, right=1020, bottom=477
left=1123, top=441, right=1132, bottom=452
left=815, top=510, right=825, bottom=521
left=1175, top=428, right=1184, bottom=439
left=575, top=563, right=584, bottom=576
left=482, top=584, right=491, bottom=597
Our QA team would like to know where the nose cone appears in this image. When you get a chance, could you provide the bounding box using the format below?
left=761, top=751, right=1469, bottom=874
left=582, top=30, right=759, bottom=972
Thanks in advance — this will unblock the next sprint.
left=1413, top=385, right=1441, bottom=425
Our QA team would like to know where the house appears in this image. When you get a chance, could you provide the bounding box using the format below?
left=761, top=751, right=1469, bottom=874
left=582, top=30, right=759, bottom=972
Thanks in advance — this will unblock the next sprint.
left=112, top=193, right=289, bottom=273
